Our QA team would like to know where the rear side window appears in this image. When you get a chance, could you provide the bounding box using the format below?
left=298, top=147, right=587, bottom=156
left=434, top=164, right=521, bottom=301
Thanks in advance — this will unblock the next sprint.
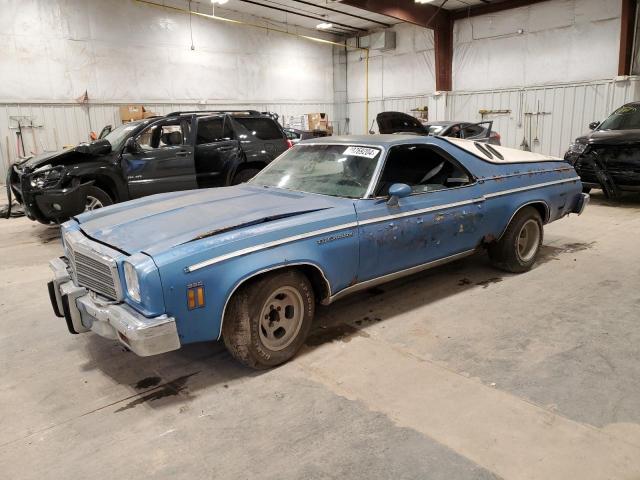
left=462, top=124, right=484, bottom=138
left=234, top=118, right=283, bottom=140
left=196, top=118, right=233, bottom=144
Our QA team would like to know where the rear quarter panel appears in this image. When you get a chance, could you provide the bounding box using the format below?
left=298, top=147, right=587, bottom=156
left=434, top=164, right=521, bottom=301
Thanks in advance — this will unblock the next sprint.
left=437, top=140, right=582, bottom=239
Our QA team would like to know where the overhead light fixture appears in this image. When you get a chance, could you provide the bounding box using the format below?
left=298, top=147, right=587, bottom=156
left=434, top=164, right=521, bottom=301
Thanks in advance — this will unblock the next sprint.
left=414, top=0, right=436, bottom=3
left=316, top=22, right=333, bottom=30
left=211, top=0, right=229, bottom=4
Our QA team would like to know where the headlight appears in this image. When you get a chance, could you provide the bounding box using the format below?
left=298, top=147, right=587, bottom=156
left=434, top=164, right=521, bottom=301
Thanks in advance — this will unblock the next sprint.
left=123, top=262, right=141, bottom=302
left=567, top=142, right=587, bottom=155
left=29, top=166, right=63, bottom=188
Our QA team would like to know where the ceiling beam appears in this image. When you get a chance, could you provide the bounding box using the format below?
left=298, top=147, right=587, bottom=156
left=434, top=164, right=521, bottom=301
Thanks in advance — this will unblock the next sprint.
left=289, top=0, right=391, bottom=27
left=619, top=0, right=638, bottom=75
left=236, top=0, right=368, bottom=31
left=340, top=0, right=449, bottom=29
left=450, top=0, right=550, bottom=20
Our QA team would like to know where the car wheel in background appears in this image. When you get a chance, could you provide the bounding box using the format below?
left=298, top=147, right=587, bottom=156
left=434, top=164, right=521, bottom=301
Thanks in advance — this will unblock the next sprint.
left=84, top=186, right=113, bottom=212
left=232, top=168, right=261, bottom=185
left=223, top=269, right=314, bottom=369
left=489, top=206, right=543, bottom=273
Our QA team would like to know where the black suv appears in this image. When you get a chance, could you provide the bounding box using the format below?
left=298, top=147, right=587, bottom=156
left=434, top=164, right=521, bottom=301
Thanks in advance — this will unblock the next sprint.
left=9, top=110, right=290, bottom=224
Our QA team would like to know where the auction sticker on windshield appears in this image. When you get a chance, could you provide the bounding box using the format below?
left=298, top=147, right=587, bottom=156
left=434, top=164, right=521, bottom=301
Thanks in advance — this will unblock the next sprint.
left=343, top=146, right=379, bottom=158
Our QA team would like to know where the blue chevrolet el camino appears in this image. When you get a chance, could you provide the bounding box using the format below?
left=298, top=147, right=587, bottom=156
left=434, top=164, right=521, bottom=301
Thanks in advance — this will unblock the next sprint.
left=48, top=135, right=589, bottom=368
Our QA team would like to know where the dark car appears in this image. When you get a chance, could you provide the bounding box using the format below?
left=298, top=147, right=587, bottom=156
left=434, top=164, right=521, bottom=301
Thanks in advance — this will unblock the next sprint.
left=375, top=112, right=501, bottom=145
left=565, top=102, right=640, bottom=198
left=283, top=128, right=329, bottom=145
left=9, top=110, right=290, bottom=224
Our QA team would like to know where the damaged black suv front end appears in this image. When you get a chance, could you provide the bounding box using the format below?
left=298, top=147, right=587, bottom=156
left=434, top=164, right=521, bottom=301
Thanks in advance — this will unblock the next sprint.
left=565, top=103, right=640, bottom=198
left=9, top=139, right=115, bottom=224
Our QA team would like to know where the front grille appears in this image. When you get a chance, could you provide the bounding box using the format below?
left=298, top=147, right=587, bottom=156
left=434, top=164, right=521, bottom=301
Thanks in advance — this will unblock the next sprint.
left=66, top=237, right=120, bottom=300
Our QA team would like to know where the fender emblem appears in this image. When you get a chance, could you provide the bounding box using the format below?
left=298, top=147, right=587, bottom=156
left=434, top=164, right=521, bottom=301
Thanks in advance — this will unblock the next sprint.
left=317, top=231, right=354, bottom=245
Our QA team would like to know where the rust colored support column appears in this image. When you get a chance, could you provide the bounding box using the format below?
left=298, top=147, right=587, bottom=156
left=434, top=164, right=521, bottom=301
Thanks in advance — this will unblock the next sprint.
left=619, top=0, right=637, bottom=75
left=434, top=17, right=453, bottom=92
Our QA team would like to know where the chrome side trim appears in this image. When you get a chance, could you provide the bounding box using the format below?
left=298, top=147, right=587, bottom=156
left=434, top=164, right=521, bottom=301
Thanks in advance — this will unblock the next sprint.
left=484, top=177, right=580, bottom=199
left=327, top=249, right=477, bottom=304
left=358, top=198, right=482, bottom=227
left=485, top=167, right=574, bottom=181
left=186, top=222, right=359, bottom=273
left=216, top=262, right=333, bottom=340
left=186, top=176, right=580, bottom=273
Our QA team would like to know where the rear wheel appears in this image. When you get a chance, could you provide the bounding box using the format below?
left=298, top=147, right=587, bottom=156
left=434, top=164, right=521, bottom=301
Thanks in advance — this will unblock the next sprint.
left=84, top=186, right=113, bottom=212
left=232, top=168, right=261, bottom=185
left=222, top=270, right=314, bottom=369
left=489, top=207, right=543, bottom=273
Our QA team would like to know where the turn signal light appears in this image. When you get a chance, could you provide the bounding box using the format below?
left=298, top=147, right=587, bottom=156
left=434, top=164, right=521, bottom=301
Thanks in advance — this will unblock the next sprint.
left=187, top=285, right=205, bottom=310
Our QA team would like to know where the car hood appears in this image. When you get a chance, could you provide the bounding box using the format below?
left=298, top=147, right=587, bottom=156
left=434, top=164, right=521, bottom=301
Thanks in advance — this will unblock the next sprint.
left=75, top=185, right=344, bottom=256
left=376, top=111, right=428, bottom=135
left=16, top=140, right=112, bottom=172
left=576, top=129, right=640, bottom=146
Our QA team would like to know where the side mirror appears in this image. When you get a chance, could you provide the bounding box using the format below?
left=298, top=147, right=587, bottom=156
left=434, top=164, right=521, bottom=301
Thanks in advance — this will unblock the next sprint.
left=588, top=121, right=599, bottom=130
left=387, top=183, right=412, bottom=206
left=124, top=137, right=141, bottom=154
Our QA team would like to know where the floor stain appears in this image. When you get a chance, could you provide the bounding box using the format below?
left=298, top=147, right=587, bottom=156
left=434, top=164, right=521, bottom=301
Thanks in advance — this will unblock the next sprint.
left=135, top=376, right=162, bottom=389
left=354, top=316, right=382, bottom=326
left=458, top=278, right=472, bottom=286
left=306, top=324, right=370, bottom=347
left=538, top=241, right=596, bottom=265
left=476, top=277, right=503, bottom=288
left=115, top=372, right=199, bottom=413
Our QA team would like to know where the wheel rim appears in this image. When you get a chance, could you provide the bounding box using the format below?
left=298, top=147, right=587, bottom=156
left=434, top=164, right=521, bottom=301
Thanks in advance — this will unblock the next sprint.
left=517, top=219, right=541, bottom=262
left=258, top=286, right=305, bottom=351
left=85, top=195, right=104, bottom=211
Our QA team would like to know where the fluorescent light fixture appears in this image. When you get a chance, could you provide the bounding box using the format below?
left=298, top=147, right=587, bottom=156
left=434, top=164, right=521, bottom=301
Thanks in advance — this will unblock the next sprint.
left=211, top=0, right=229, bottom=4
left=316, top=22, right=333, bottom=30
left=414, top=0, right=436, bottom=3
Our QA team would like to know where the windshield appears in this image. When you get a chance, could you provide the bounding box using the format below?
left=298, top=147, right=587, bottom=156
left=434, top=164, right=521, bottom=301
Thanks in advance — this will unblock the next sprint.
left=103, top=122, right=142, bottom=149
left=249, top=144, right=381, bottom=198
left=598, top=105, right=640, bottom=131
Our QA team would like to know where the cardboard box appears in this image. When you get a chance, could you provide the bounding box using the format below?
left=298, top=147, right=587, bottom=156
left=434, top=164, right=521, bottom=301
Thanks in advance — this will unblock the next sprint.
left=307, top=113, right=328, bottom=131
left=119, top=104, right=147, bottom=122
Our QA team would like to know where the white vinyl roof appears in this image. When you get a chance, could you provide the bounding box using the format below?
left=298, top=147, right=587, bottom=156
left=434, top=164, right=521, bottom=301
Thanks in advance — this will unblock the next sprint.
left=444, top=138, right=561, bottom=164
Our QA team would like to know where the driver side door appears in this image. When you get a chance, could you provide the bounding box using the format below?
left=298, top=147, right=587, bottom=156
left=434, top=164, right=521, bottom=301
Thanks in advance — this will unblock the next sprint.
left=122, top=118, right=197, bottom=199
left=354, top=144, right=485, bottom=282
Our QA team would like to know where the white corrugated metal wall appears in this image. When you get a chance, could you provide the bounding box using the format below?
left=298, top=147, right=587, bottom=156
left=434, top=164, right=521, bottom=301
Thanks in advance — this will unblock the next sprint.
left=350, top=76, right=640, bottom=157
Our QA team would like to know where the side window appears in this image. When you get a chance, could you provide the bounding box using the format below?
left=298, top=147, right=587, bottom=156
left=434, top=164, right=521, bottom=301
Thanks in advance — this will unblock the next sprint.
left=196, top=117, right=233, bottom=144
left=137, top=121, right=185, bottom=150
left=461, top=124, right=484, bottom=138
left=234, top=118, right=283, bottom=140
left=375, top=145, right=473, bottom=196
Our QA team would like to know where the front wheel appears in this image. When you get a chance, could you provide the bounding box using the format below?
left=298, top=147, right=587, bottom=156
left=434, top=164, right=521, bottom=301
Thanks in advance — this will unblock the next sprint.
left=489, top=206, right=543, bottom=273
left=84, top=186, right=113, bottom=212
left=222, top=270, right=314, bottom=369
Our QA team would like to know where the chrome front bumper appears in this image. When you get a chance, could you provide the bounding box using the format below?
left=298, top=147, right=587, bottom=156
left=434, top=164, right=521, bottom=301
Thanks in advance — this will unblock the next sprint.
left=48, top=257, right=180, bottom=356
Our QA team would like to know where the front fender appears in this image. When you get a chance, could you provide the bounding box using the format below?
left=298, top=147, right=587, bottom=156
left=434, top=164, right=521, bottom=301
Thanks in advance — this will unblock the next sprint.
left=157, top=226, right=359, bottom=344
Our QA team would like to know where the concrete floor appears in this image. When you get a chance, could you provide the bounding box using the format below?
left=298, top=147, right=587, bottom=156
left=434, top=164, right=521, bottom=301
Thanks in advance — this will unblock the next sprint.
left=1, top=191, right=640, bottom=479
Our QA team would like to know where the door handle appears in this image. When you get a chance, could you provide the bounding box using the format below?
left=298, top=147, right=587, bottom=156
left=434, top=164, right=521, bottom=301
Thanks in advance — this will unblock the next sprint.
left=176, top=150, right=189, bottom=157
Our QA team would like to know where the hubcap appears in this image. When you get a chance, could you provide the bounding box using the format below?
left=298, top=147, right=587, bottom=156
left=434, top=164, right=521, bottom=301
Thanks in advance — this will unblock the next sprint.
left=517, top=219, right=541, bottom=262
left=258, top=286, right=305, bottom=351
left=85, top=195, right=104, bottom=211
